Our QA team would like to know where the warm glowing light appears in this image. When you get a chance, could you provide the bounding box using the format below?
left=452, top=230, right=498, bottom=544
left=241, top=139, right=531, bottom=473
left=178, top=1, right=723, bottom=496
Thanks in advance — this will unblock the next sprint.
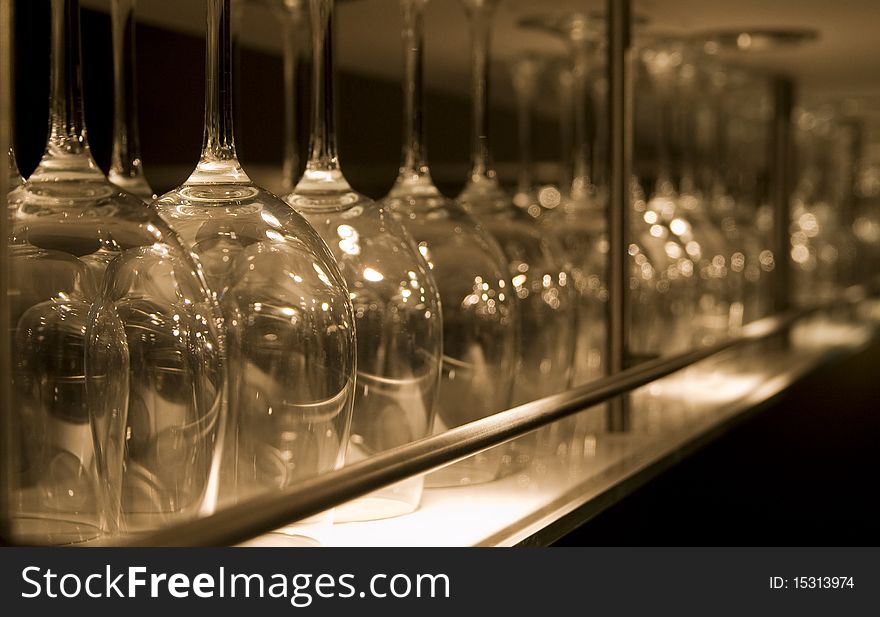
left=669, top=218, right=688, bottom=235
left=363, top=267, right=384, bottom=282
left=337, top=224, right=361, bottom=255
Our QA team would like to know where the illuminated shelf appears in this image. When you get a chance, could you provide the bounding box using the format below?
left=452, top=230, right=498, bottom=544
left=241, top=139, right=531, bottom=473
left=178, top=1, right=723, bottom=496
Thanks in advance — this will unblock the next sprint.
left=241, top=312, right=878, bottom=547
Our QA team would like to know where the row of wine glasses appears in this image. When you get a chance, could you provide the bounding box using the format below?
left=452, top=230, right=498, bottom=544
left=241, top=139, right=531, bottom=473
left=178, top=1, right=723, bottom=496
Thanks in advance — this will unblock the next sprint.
left=4, top=0, right=868, bottom=545
left=503, top=17, right=782, bottom=369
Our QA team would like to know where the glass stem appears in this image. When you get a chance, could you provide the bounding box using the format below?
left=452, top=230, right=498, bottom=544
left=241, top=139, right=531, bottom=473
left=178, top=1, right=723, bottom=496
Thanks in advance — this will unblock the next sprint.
left=297, top=0, right=350, bottom=193
left=511, top=58, right=538, bottom=203
left=679, top=84, right=697, bottom=196
left=464, top=0, right=498, bottom=186
left=591, top=70, right=608, bottom=191
left=393, top=0, right=434, bottom=193
left=712, top=87, right=728, bottom=198
left=192, top=0, right=246, bottom=183
left=556, top=66, right=573, bottom=198
left=570, top=40, right=591, bottom=200
left=109, top=0, right=150, bottom=194
left=34, top=0, right=100, bottom=177
left=654, top=75, right=674, bottom=194
left=280, top=3, right=303, bottom=194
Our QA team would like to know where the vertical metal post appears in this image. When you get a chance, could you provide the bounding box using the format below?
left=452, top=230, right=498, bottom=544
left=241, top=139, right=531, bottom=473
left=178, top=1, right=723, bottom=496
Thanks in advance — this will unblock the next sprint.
left=770, top=77, right=795, bottom=314
left=0, top=0, right=13, bottom=542
left=606, top=0, right=631, bottom=432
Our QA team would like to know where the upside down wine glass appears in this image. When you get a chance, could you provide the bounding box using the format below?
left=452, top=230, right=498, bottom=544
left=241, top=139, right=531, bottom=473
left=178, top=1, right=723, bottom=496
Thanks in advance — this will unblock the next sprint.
left=458, top=0, right=575, bottom=470
left=109, top=0, right=154, bottom=201
left=384, top=0, right=517, bottom=487
left=286, top=0, right=441, bottom=520
left=641, top=39, right=733, bottom=348
left=519, top=12, right=608, bottom=390
left=699, top=61, right=773, bottom=323
left=459, top=0, right=575, bottom=403
left=153, top=0, right=356, bottom=541
left=6, top=0, right=224, bottom=542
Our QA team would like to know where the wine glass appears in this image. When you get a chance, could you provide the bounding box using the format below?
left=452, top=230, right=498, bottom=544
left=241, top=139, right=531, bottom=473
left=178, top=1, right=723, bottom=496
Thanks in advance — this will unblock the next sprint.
left=457, top=0, right=575, bottom=472
left=639, top=36, right=733, bottom=349
left=458, top=0, right=575, bottom=401
left=285, top=0, right=441, bottom=520
left=518, top=12, right=607, bottom=390
left=6, top=0, right=224, bottom=543
left=789, top=106, right=852, bottom=303
left=383, top=0, right=517, bottom=487
left=108, top=0, right=154, bottom=201
left=153, top=0, right=356, bottom=541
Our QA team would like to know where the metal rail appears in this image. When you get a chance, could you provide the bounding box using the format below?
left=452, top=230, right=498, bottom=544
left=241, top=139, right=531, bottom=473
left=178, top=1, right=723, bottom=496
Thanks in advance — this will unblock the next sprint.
left=121, top=291, right=866, bottom=547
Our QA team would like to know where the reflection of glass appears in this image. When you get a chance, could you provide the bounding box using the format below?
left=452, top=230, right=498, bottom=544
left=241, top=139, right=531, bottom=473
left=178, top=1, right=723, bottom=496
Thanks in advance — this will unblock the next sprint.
left=286, top=0, right=441, bottom=519
left=699, top=63, right=773, bottom=325
left=519, top=12, right=606, bottom=389
left=6, top=0, right=224, bottom=543
left=385, top=0, right=517, bottom=487
left=458, top=0, right=575, bottom=474
left=458, top=0, right=575, bottom=410
left=109, top=0, right=154, bottom=201
left=640, top=38, right=731, bottom=349
left=790, top=106, right=853, bottom=303
left=153, top=0, right=355, bottom=539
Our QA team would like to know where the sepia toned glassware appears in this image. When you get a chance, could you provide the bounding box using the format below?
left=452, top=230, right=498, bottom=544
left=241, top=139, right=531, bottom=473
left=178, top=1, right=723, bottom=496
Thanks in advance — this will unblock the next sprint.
left=153, top=0, right=355, bottom=539
left=6, top=0, right=224, bottom=542
left=109, top=0, right=154, bottom=201
left=384, top=0, right=517, bottom=487
left=519, top=12, right=607, bottom=389
left=458, top=0, right=575, bottom=408
left=639, top=37, right=732, bottom=350
left=789, top=106, right=852, bottom=304
left=285, top=0, right=441, bottom=519
left=697, top=61, right=772, bottom=325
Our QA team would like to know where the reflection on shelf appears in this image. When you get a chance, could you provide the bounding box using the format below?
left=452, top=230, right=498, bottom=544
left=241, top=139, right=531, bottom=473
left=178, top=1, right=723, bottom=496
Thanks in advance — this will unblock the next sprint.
left=242, top=311, right=875, bottom=546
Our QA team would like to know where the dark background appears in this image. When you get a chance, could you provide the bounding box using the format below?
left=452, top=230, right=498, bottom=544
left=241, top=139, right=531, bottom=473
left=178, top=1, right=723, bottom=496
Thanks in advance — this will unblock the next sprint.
left=12, top=1, right=560, bottom=198
left=557, top=340, right=880, bottom=546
